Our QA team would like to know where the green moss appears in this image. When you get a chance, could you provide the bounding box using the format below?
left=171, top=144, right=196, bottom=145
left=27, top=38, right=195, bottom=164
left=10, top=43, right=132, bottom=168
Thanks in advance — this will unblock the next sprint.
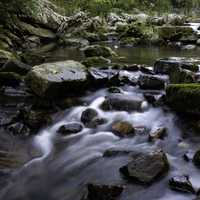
left=82, top=56, right=110, bottom=67
left=166, top=83, right=200, bottom=114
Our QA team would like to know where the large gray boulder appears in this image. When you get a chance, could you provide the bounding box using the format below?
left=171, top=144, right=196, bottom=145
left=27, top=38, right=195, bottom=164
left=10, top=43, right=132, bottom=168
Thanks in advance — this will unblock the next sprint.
left=25, top=60, right=88, bottom=98
left=120, top=150, right=169, bottom=184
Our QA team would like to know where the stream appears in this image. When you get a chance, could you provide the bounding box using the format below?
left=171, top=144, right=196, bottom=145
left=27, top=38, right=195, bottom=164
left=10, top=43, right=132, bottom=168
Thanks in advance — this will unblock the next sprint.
left=1, top=45, right=200, bottom=200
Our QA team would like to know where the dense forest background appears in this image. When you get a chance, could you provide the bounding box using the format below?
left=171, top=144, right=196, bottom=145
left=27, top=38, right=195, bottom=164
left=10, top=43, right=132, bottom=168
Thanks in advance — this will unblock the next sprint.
left=1, top=0, right=200, bottom=17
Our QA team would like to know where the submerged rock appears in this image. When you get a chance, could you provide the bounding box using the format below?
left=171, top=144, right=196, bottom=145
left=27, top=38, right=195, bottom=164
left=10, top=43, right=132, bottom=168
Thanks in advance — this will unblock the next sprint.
left=25, top=60, right=88, bottom=98
left=101, top=94, right=143, bottom=112
left=82, top=56, right=111, bottom=68
left=169, top=175, right=195, bottom=193
left=154, top=57, right=199, bottom=74
left=138, top=75, right=165, bottom=90
left=83, top=183, right=124, bottom=200
left=166, top=84, right=200, bottom=115
left=83, top=45, right=117, bottom=58
left=58, top=122, right=83, bottom=135
left=112, top=121, right=135, bottom=137
left=120, top=150, right=169, bottom=184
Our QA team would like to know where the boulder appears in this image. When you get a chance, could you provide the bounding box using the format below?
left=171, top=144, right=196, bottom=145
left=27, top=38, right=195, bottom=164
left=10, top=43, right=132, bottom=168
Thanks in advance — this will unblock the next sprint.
left=169, top=175, right=195, bottom=193
left=101, top=94, right=143, bottom=112
left=158, top=26, right=194, bottom=41
left=112, top=121, right=135, bottom=137
left=61, top=37, right=89, bottom=48
left=83, top=183, right=124, bottom=200
left=25, top=60, right=88, bottom=98
left=138, top=75, right=165, bottom=90
left=80, top=108, right=106, bottom=128
left=58, top=122, right=83, bottom=135
left=83, top=45, right=117, bottom=58
left=164, top=14, right=186, bottom=25
left=88, top=68, right=119, bottom=87
left=169, top=67, right=196, bottom=84
left=120, top=150, right=169, bottom=184
left=0, top=59, right=31, bottom=75
left=154, top=57, right=199, bottom=74
left=166, top=84, right=200, bottom=115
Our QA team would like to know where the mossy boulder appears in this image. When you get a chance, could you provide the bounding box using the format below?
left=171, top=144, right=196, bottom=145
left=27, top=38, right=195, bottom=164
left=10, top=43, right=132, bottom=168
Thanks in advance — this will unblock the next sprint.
left=166, top=84, right=200, bottom=115
left=154, top=57, right=199, bottom=74
left=19, top=21, right=56, bottom=41
left=158, top=26, right=194, bottom=41
left=169, top=67, right=196, bottom=84
left=25, top=60, right=88, bottom=98
left=83, top=45, right=117, bottom=58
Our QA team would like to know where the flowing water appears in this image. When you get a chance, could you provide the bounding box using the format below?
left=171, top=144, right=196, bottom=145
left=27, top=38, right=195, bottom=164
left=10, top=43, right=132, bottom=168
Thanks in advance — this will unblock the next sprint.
left=1, top=46, right=200, bottom=200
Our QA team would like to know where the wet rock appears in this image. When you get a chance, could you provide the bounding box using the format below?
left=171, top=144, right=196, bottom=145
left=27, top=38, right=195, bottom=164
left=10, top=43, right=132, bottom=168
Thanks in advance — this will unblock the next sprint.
left=101, top=94, right=143, bottom=112
left=82, top=56, right=111, bottom=68
left=7, top=122, right=30, bottom=136
left=83, top=183, right=124, bottom=200
left=81, top=108, right=98, bottom=125
left=120, top=150, right=169, bottom=184
left=138, top=75, right=165, bottom=90
left=193, top=149, right=200, bottom=167
left=0, top=72, right=22, bottom=87
left=169, top=175, right=195, bottom=193
left=58, top=122, right=83, bottom=135
left=25, top=60, right=88, bottom=98
left=21, top=109, right=52, bottom=131
left=112, top=121, right=135, bottom=137
left=83, top=45, right=117, bottom=58
left=169, top=67, right=196, bottom=84
left=88, top=68, right=119, bottom=87
left=154, top=57, right=199, bottom=74
left=149, top=17, right=165, bottom=26
left=0, top=59, right=31, bottom=75
left=183, top=150, right=195, bottom=162
left=103, top=149, right=131, bottom=157
left=149, top=127, right=167, bottom=141
left=107, top=87, right=122, bottom=94
left=144, top=94, right=156, bottom=104
left=139, top=65, right=154, bottom=75
left=166, top=84, right=200, bottom=115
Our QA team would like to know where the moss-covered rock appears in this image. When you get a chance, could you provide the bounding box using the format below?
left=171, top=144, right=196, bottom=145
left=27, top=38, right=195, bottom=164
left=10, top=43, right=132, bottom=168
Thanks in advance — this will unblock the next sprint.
left=82, top=45, right=117, bottom=58
left=0, top=49, right=16, bottom=66
left=25, top=60, right=88, bottom=98
left=169, top=67, right=196, bottom=84
left=166, top=84, right=200, bottom=115
left=158, top=26, right=194, bottom=41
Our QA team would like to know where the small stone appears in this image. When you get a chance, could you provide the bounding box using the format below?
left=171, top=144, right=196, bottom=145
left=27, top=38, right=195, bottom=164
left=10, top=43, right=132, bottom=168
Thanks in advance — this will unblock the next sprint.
left=58, top=123, right=83, bottom=135
left=83, top=183, right=124, bottom=200
left=149, top=127, right=167, bottom=141
left=169, top=175, right=195, bottom=194
left=81, top=108, right=98, bottom=126
left=112, top=121, right=135, bottom=137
